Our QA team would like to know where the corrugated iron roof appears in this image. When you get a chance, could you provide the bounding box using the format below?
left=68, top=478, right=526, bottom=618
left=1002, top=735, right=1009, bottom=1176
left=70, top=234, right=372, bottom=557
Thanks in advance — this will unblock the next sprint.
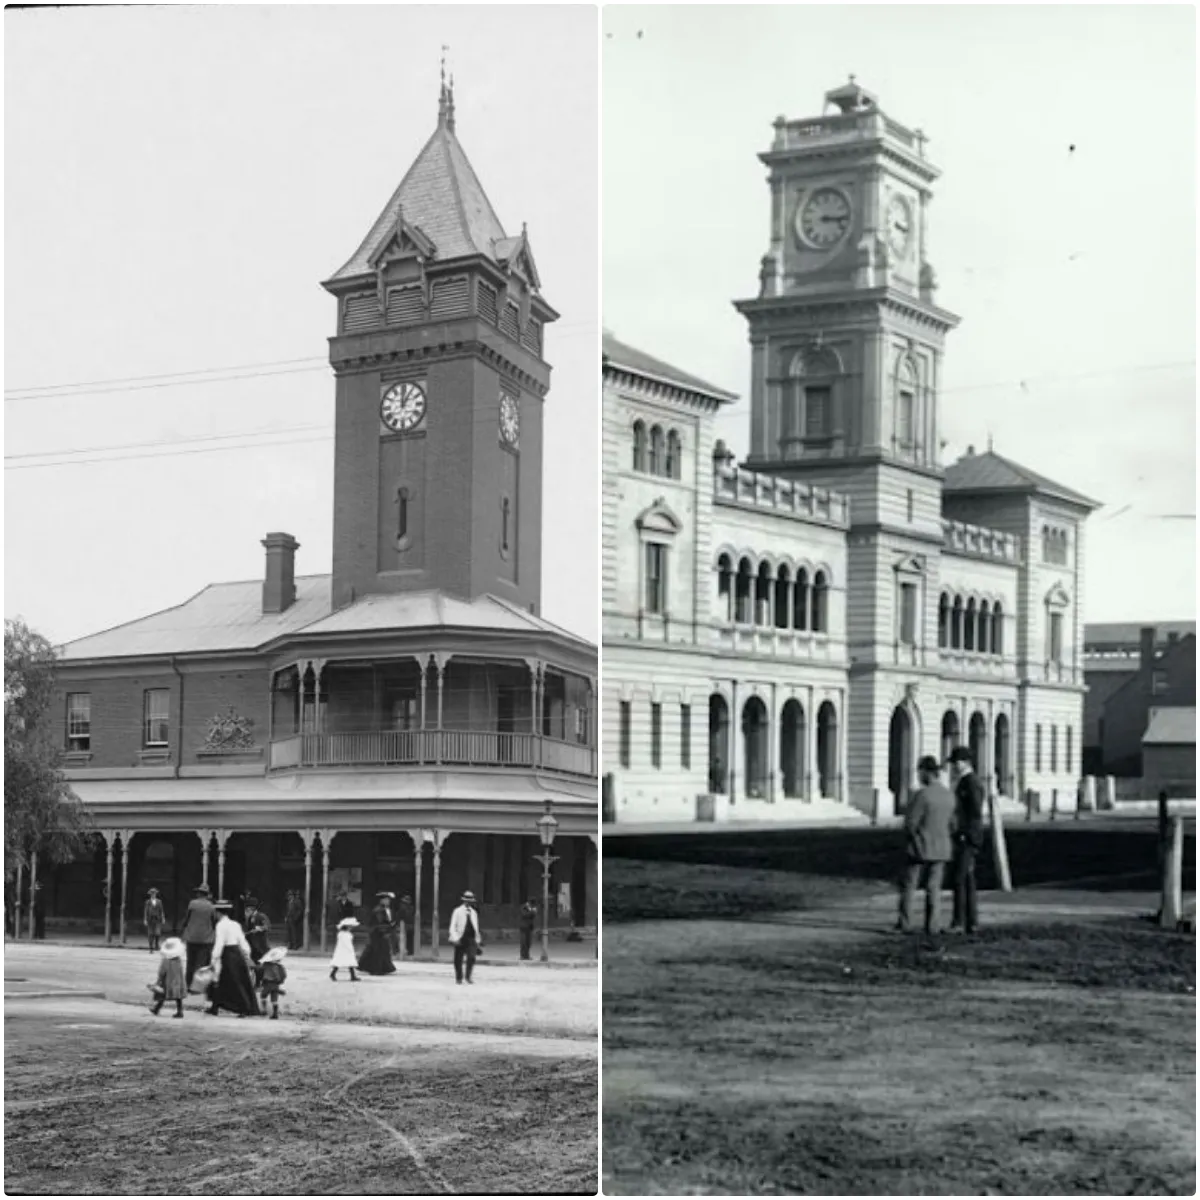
left=943, top=449, right=1099, bottom=509
left=603, top=331, right=738, bottom=403
left=57, top=577, right=590, bottom=662
left=329, top=122, right=508, bottom=281
left=1143, top=706, right=1196, bottom=745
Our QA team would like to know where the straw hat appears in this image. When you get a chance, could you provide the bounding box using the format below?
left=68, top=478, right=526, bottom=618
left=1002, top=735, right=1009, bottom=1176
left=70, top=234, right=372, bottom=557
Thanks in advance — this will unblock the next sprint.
left=146, top=887, right=160, bottom=897
left=338, top=917, right=360, bottom=930
left=261, top=946, right=288, bottom=964
left=160, top=937, right=185, bottom=960
left=461, top=891, right=477, bottom=903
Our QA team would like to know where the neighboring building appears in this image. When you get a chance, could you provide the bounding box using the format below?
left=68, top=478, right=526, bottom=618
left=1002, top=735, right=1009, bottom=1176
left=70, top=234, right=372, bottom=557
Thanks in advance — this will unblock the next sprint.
left=603, top=80, right=1096, bottom=824
left=1142, top=707, right=1197, bottom=797
left=45, top=79, right=598, bottom=945
left=1082, top=621, right=1196, bottom=774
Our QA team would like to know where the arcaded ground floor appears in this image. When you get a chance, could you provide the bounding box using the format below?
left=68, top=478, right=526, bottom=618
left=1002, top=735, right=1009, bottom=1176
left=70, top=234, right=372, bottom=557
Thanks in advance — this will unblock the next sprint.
left=14, top=828, right=596, bottom=951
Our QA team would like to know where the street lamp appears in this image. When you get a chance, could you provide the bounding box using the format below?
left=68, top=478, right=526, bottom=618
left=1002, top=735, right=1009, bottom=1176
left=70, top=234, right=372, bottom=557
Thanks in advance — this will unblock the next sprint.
left=534, top=799, right=559, bottom=963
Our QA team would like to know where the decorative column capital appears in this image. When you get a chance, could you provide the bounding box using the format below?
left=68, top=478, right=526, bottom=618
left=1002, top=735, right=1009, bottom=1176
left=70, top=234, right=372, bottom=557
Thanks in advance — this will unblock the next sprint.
left=298, top=827, right=318, bottom=851
left=196, top=828, right=215, bottom=848
left=98, top=828, right=117, bottom=849
left=317, top=828, right=337, bottom=851
left=116, top=828, right=135, bottom=849
left=213, top=828, right=231, bottom=850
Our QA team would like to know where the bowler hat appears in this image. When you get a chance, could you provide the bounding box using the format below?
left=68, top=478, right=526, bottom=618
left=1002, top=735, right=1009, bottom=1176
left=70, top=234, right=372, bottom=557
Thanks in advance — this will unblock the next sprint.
left=194, top=882, right=211, bottom=896
left=917, top=755, right=941, bottom=774
left=947, top=746, right=974, bottom=765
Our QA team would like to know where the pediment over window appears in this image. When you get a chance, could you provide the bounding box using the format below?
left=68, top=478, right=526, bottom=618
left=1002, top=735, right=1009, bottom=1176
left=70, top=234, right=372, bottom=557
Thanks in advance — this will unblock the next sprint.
left=369, top=209, right=438, bottom=267
left=635, top=498, right=682, bottom=536
left=893, top=554, right=925, bottom=576
left=1045, top=582, right=1071, bottom=607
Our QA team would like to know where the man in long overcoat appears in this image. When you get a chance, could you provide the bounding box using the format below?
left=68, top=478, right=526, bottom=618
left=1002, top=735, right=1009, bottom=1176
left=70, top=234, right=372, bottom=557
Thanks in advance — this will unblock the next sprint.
left=897, top=756, right=957, bottom=937
left=181, top=882, right=217, bottom=987
left=948, top=746, right=986, bottom=934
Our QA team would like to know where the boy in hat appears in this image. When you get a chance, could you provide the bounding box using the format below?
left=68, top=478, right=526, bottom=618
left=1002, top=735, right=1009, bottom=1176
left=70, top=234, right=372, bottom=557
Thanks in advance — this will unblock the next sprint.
left=448, top=891, right=482, bottom=984
left=258, top=946, right=289, bottom=1018
left=330, top=917, right=361, bottom=982
left=143, top=888, right=166, bottom=952
left=149, top=936, right=187, bottom=1018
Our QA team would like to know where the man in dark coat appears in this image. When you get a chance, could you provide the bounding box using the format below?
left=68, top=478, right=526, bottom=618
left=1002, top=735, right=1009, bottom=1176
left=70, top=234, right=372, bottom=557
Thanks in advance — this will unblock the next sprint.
left=181, top=882, right=218, bottom=986
left=897, top=756, right=957, bottom=937
left=948, top=746, right=986, bottom=934
left=32, top=884, right=46, bottom=940
left=336, top=891, right=356, bottom=922
left=397, top=894, right=415, bottom=957
left=244, top=897, right=271, bottom=987
left=519, top=897, right=538, bottom=960
left=285, top=890, right=305, bottom=950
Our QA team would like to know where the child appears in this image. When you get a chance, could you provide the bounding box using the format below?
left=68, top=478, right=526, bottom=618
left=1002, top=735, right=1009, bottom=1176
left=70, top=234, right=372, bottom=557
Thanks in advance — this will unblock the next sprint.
left=330, top=916, right=361, bottom=982
left=258, top=946, right=288, bottom=1019
left=149, top=936, right=187, bottom=1018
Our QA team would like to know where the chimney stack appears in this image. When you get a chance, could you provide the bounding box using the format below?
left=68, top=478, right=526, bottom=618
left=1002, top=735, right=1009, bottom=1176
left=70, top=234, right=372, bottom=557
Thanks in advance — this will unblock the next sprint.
left=1139, top=625, right=1156, bottom=673
left=262, top=532, right=299, bottom=614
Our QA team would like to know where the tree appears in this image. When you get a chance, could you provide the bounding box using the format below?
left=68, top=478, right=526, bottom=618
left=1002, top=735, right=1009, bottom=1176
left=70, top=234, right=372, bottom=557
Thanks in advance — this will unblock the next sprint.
left=5, top=618, right=94, bottom=880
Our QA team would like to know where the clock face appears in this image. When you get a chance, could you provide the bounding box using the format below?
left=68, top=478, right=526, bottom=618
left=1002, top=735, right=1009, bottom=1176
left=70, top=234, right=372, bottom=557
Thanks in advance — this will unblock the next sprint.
left=797, top=187, right=853, bottom=250
left=887, top=193, right=913, bottom=258
left=499, top=392, right=520, bottom=447
left=380, top=381, right=426, bottom=432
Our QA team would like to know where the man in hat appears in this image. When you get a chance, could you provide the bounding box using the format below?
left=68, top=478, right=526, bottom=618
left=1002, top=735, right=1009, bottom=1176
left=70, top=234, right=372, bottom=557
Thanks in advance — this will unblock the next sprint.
left=448, top=891, right=482, bottom=984
left=181, top=882, right=217, bottom=987
left=518, top=896, right=538, bottom=961
left=285, top=889, right=305, bottom=950
left=143, top=887, right=166, bottom=952
left=948, top=745, right=986, bottom=934
left=397, top=893, right=414, bottom=958
left=243, top=897, right=271, bottom=985
left=336, top=890, right=356, bottom=923
left=897, top=755, right=957, bottom=938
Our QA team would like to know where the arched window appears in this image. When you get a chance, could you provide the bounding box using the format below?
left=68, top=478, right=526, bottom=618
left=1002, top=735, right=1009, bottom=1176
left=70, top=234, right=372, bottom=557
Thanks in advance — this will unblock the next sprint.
left=501, top=497, right=510, bottom=553
left=937, top=592, right=950, bottom=649
left=774, top=566, right=792, bottom=630
left=992, top=602, right=1004, bottom=656
left=666, top=430, right=682, bottom=480
left=716, top=553, right=734, bottom=624
left=783, top=345, right=841, bottom=456
left=951, top=595, right=964, bottom=650
left=793, top=568, right=809, bottom=632
left=812, top=570, right=829, bottom=633
left=895, top=356, right=919, bottom=458
left=964, top=599, right=977, bottom=652
left=397, top=487, right=409, bottom=541
left=755, top=562, right=772, bottom=626
left=734, top=558, right=753, bottom=624
left=632, top=421, right=646, bottom=472
left=649, top=425, right=664, bottom=475
left=979, top=600, right=991, bottom=654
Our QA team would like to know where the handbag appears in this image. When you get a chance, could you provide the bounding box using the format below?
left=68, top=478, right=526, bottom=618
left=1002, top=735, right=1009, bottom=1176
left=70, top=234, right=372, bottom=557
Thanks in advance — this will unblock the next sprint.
left=189, top=965, right=215, bottom=994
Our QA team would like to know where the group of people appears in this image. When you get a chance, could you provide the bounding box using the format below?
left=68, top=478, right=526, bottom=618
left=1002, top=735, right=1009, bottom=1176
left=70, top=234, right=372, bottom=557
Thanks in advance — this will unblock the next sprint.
left=897, top=745, right=986, bottom=938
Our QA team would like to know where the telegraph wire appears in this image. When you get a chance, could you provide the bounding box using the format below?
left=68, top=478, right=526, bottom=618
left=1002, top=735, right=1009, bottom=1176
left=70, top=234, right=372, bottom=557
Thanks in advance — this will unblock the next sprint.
left=3, top=356, right=326, bottom=397
left=4, top=423, right=331, bottom=462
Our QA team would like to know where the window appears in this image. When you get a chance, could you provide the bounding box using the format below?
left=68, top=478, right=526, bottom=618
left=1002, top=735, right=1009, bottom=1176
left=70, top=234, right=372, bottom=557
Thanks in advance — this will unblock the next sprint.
left=501, top=497, right=511, bottom=554
left=907, top=488, right=915, bottom=523
left=66, top=693, right=91, bottom=752
left=632, top=421, right=646, bottom=472
left=651, top=703, right=662, bottom=768
left=811, top=570, right=829, bottom=633
left=1050, top=725, right=1058, bottom=773
left=648, top=425, right=664, bottom=475
left=899, top=582, right=918, bottom=646
left=1065, top=727, right=1073, bottom=773
left=680, top=704, right=691, bottom=769
left=619, top=702, right=631, bottom=767
left=1035, top=724, right=1042, bottom=772
left=390, top=693, right=419, bottom=730
left=992, top=604, right=1004, bottom=656
left=143, top=689, right=170, bottom=747
left=897, top=389, right=914, bottom=449
left=1048, top=612, right=1064, bottom=663
left=805, top=386, right=831, bottom=438
left=397, top=488, right=409, bottom=541
left=645, top=542, right=667, bottom=614
left=1152, top=669, right=1169, bottom=695
left=666, top=430, right=682, bottom=480
left=574, top=706, right=587, bottom=744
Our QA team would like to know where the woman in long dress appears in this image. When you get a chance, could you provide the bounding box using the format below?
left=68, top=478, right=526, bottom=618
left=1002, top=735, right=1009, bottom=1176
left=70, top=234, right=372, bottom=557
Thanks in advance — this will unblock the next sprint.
left=356, top=892, right=396, bottom=976
left=206, top=901, right=260, bottom=1017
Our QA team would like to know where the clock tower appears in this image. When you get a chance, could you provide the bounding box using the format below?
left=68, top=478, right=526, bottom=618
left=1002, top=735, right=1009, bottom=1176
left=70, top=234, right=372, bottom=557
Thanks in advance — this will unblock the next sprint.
left=322, top=73, right=557, bottom=613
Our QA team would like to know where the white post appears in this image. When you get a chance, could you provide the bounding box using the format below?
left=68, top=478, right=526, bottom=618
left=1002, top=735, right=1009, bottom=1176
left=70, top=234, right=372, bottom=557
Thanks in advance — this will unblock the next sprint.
left=989, top=794, right=1013, bottom=892
left=431, top=830, right=444, bottom=960
left=102, top=834, right=115, bottom=944
left=27, top=851, right=38, bottom=941
left=1103, top=775, right=1116, bottom=811
left=300, top=827, right=315, bottom=952
left=118, top=830, right=134, bottom=944
left=1081, top=775, right=1096, bottom=812
left=410, top=830, right=424, bottom=960
left=319, top=828, right=335, bottom=954
left=14, top=860, right=24, bottom=940
left=1161, top=816, right=1184, bottom=929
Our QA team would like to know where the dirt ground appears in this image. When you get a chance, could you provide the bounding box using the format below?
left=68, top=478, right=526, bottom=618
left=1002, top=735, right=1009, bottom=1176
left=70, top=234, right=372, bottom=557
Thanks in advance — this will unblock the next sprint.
left=5, top=998, right=597, bottom=1195
left=603, top=852, right=1196, bottom=1196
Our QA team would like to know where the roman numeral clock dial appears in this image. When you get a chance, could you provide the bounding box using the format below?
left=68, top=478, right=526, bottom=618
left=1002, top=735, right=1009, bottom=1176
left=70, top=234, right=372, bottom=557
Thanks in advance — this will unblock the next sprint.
left=796, top=187, right=853, bottom=250
left=380, top=381, right=426, bottom=433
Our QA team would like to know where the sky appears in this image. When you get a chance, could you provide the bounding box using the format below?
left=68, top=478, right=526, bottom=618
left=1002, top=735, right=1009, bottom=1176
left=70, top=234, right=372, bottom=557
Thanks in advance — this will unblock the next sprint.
left=604, top=4, right=1197, bottom=625
left=5, top=5, right=599, bottom=646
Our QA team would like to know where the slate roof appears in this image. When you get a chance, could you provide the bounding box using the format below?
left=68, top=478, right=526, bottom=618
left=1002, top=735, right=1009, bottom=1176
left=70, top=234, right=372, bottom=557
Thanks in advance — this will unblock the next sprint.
left=330, top=121, right=508, bottom=281
left=1084, top=621, right=1196, bottom=649
left=1143, top=707, right=1196, bottom=746
left=943, top=449, right=1099, bottom=510
left=603, top=332, right=738, bottom=403
left=58, top=578, right=590, bottom=662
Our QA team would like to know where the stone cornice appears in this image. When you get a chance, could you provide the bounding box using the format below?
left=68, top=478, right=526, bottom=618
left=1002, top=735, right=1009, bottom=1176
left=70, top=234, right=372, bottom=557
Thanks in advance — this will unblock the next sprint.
left=603, top=365, right=730, bottom=415
left=734, top=286, right=960, bottom=334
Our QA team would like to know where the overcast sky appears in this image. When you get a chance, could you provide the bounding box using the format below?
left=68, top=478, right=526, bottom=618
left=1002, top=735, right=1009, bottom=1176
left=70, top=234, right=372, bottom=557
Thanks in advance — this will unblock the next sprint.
left=604, top=4, right=1196, bottom=625
left=5, top=5, right=599, bottom=646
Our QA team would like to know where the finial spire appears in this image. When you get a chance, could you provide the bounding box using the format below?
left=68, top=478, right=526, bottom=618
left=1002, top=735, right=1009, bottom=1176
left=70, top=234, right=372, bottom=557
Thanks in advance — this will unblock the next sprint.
left=438, top=46, right=456, bottom=132
left=987, top=431, right=994, bottom=453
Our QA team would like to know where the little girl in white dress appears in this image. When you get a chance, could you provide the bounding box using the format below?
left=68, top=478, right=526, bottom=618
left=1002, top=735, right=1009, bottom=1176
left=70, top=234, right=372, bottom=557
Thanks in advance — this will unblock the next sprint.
left=330, top=916, right=361, bottom=982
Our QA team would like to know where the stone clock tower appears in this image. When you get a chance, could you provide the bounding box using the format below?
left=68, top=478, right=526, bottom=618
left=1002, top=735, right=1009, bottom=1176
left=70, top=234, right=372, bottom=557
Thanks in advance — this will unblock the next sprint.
left=736, top=80, right=961, bottom=805
left=322, top=76, right=557, bottom=613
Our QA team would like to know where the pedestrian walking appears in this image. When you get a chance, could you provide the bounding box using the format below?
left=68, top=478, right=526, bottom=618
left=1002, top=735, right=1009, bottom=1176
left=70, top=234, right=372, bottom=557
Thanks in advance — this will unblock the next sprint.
left=356, top=893, right=396, bottom=976
left=181, top=883, right=217, bottom=988
left=148, top=936, right=187, bottom=1018
left=896, top=756, right=957, bottom=938
left=330, top=917, right=361, bottom=982
left=143, top=888, right=166, bottom=952
left=519, top=897, right=538, bottom=960
left=244, top=897, right=271, bottom=986
left=285, top=889, right=305, bottom=950
left=448, top=891, right=482, bottom=984
left=206, top=900, right=260, bottom=1018
left=258, top=946, right=288, bottom=1019
left=948, top=746, right=986, bottom=934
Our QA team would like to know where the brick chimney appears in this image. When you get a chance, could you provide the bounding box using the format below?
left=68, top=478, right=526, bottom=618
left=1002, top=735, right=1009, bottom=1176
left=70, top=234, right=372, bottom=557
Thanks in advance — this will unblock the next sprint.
left=262, top=532, right=299, bottom=614
left=1139, top=625, right=1156, bottom=673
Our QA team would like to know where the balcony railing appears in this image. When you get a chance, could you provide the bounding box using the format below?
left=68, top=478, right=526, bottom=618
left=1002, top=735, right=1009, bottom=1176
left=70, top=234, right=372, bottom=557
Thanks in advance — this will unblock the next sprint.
left=268, top=729, right=595, bottom=778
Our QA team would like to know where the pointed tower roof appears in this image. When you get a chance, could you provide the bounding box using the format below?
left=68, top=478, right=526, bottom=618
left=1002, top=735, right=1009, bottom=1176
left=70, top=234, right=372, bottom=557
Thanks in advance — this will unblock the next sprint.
left=328, top=74, right=510, bottom=283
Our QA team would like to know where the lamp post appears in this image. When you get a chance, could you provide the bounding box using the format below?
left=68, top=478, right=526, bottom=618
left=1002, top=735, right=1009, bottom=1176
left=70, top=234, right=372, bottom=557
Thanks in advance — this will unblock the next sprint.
left=534, top=800, right=559, bottom=963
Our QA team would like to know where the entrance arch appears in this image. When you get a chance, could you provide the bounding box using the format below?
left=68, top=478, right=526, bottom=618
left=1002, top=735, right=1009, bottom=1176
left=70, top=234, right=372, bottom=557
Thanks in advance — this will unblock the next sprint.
left=941, top=710, right=960, bottom=762
left=780, top=699, right=806, bottom=798
left=888, top=705, right=915, bottom=815
left=816, top=701, right=838, bottom=799
left=968, top=712, right=986, bottom=773
left=742, top=696, right=769, bottom=798
left=708, top=694, right=729, bottom=794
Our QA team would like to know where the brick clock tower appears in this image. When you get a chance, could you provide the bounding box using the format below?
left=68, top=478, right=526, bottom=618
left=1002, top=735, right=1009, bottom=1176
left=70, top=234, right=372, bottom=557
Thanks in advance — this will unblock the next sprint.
left=736, top=79, right=961, bottom=805
left=322, top=74, right=558, bottom=613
